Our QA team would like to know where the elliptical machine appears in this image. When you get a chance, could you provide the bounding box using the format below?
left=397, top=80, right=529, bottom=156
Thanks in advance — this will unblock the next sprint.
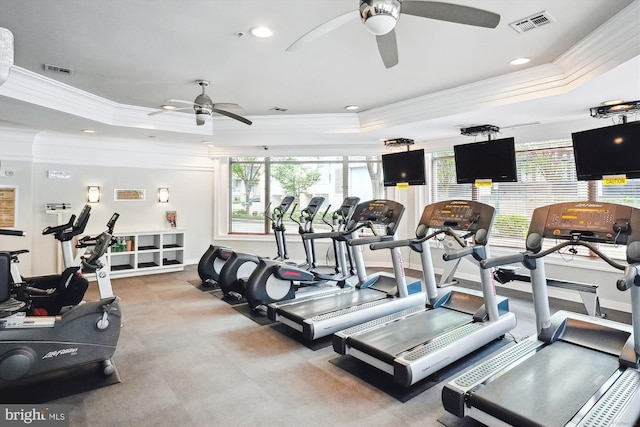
left=218, top=196, right=324, bottom=300
left=196, top=196, right=295, bottom=289
left=244, top=196, right=362, bottom=310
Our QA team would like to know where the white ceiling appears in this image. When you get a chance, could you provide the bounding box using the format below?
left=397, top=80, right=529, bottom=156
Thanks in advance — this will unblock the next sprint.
left=0, top=0, right=639, bottom=151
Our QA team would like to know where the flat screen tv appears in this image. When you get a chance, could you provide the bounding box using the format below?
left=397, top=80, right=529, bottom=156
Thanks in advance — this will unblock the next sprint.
left=453, top=137, right=518, bottom=184
left=382, top=148, right=426, bottom=187
left=571, top=121, right=640, bottom=181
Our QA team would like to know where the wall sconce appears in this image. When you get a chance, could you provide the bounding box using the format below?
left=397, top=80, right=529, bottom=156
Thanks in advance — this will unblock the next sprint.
left=158, top=187, right=170, bottom=203
left=87, top=186, right=101, bottom=203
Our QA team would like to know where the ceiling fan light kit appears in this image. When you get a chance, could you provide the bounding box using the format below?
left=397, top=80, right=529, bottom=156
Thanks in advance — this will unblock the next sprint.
left=360, top=0, right=401, bottom=35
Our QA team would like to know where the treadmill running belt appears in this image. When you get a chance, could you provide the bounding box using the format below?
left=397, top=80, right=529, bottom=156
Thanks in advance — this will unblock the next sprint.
left=347, top=309, right=472, bottom=364
left=277, top=288, right=386, bottom=324
left=469, top=341, right=620, bottom=427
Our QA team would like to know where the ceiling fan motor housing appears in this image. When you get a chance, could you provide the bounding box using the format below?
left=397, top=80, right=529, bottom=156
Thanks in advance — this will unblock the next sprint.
left=193, top=92, right=213, bottom=115
left=360, top=0, right=401, bottom=35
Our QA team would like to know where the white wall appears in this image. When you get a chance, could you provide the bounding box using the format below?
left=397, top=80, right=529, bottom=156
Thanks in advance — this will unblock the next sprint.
left=0, top=128, right=214, bottom=276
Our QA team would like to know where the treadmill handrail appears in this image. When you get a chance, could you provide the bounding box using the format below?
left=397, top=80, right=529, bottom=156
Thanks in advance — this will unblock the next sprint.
left=302, top=230, right=342, bottom=240
left=348, top=235, right=394, bottom=246
left=617, top=264, right=639, bottom=291
left=480, top=252, right=527, bottom=269
left=368, top=228, right=460, bottom=251
left=480, top=240, right=627, bottom=271
left=442, top=245, right=475, bottom=261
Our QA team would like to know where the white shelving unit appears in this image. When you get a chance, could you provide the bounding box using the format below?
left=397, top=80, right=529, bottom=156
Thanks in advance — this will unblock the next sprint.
left=107, top=229, right=185, bottom=277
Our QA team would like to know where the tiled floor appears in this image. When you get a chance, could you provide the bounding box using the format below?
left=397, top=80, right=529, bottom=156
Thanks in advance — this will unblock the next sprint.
left=32, top=266, right=629, bottom=427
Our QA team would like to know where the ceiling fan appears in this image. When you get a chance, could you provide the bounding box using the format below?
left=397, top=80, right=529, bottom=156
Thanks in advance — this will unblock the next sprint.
left=286, top=0, right=501, bottom=68
left=148, top=80, right=252, bottom=126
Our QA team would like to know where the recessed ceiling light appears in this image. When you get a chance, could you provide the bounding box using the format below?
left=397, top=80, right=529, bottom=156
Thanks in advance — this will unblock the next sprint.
left=201, top=140, right=214, bottom=145
left=162, top=104, right=178, bottom=110
left=602, top=99, right=625, bottom=106
left=250, top=26, right=273, bottom=38
left=345, top=105, right=359, bottom=111
left=509, top=57, right=531, bottom=65
left=82, top=129, right=96, bottom=134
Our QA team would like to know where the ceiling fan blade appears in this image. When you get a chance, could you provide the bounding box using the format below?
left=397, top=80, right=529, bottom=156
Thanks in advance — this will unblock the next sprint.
left=376, top=30, right=399, bottom=69
left=213, top=103, right=243, bottom=110
left=401, top=1, right=500, bottom=28
left=286, top=10, right=359, bottom=52
left=166, top=99, right=197, bottom=106
left=212, top=108, right=252, bottom=126
left=147, top=107, right=192, bottom=116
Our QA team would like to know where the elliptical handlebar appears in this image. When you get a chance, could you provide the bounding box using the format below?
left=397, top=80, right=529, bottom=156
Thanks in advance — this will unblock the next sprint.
left=320, top=205, right=336, bottom=231
left=288, top=203, right=300, bottom=226
left=263, top=202, right=273, bottom=221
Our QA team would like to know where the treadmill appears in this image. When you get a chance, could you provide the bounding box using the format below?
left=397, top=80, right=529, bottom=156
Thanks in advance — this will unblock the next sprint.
left=334, top=200, right=516, bottom=386
left=442, top=201, right=640, bottom=427
left=267, top=199, right=427, bottom=340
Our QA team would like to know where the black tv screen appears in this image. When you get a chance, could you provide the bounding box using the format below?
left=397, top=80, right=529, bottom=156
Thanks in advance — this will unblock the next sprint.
left=453, top=137, right=518, bottom=184
left=572, top=121, right=640, bottom=181
left=382, top=149, right=426, bottom=187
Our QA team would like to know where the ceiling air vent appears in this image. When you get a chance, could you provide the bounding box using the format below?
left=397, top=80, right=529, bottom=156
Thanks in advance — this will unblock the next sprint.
left=509, top=11, right=554, bottom=34
left=43, top=63, right=73, bottom=75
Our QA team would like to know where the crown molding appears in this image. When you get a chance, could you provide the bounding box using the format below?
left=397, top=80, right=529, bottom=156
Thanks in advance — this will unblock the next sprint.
left=31, top=133, right=214, bottom=171
left=554, top=0, right=640, bottom=89
left=0, top=126, right=38, bottom=161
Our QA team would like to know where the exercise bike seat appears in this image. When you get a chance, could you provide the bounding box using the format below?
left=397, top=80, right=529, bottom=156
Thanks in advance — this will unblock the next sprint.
left=27, top=266, right=88, bottom=315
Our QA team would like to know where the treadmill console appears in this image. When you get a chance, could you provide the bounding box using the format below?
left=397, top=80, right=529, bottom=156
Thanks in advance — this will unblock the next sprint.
left=527, top=202, right=640, bottom=251
left=417, top=200, right=495, bottom=245
left=349, top=199, right=405, bottom=235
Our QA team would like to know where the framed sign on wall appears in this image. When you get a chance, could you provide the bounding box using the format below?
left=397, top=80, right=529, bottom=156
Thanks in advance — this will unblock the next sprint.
left=0, top=186, right=17, bottom=227
left=114, top=189, right=146, bottom=201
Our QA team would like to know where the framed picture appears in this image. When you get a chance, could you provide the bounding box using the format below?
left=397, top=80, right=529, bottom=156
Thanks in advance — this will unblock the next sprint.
left=0, top=186, right=17, bottom=227
left=114, top=189, right=146, bottom=201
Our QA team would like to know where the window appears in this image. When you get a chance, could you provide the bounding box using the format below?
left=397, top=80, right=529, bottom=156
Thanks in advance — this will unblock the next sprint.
left=229, top=156, right=384, bottom=234
left=432, top=139, right=640, bottom=259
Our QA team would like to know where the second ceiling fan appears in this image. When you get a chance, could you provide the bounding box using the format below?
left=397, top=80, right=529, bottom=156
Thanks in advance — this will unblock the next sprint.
left=286, top=0, right=501, bottom=68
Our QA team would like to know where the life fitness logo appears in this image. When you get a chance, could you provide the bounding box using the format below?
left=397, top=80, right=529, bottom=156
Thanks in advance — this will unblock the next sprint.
left=3, top=405, right=68, bottom=426
left=42, top=348, right=78, bottom=360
